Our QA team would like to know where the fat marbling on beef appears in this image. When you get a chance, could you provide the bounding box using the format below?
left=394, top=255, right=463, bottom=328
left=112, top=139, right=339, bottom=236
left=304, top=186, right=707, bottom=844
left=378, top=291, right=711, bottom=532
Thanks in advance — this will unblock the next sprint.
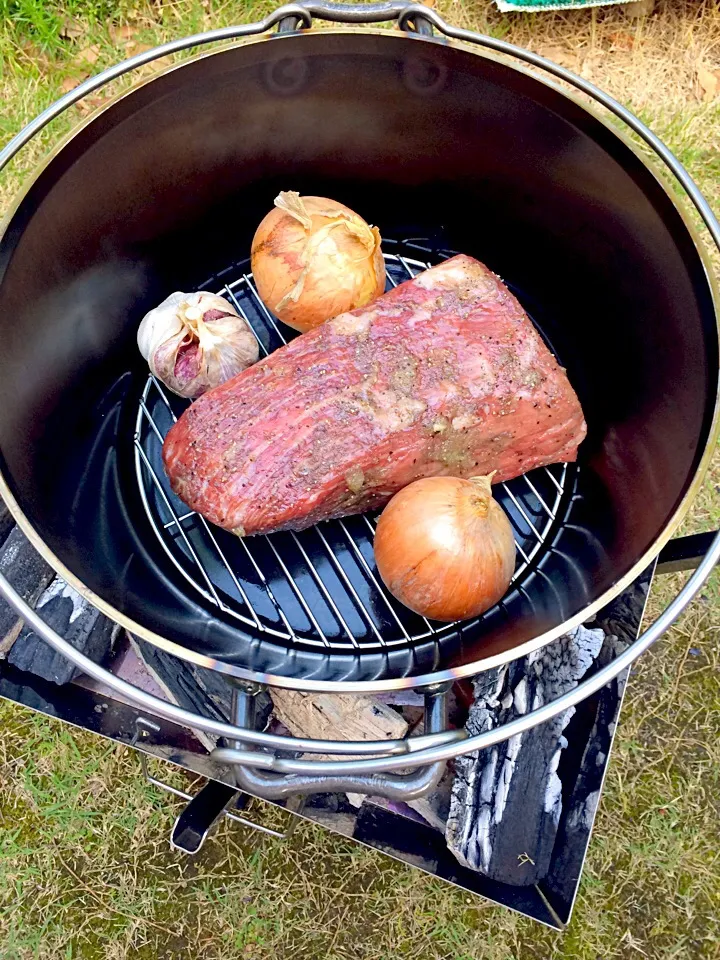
left=163, top=255, right=586, bottom=536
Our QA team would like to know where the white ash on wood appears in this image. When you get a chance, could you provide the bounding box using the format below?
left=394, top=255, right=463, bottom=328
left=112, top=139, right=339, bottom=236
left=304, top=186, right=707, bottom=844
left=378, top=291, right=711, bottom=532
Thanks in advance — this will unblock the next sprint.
left=0, top=526, right=55, bottom=656
left=542, top=573, right=649, bottom=903
left=8, top=577, right=118, bottom=684
left=445, top=624, right=604, bottom=886
left=546, top=633, right=629, bottom=905
left=0, top=523, right=118, bottom=682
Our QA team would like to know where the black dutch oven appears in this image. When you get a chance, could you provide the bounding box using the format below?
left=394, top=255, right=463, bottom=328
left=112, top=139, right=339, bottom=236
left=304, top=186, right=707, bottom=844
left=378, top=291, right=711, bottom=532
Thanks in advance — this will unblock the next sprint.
left=0, top=1, right=718, bottom=701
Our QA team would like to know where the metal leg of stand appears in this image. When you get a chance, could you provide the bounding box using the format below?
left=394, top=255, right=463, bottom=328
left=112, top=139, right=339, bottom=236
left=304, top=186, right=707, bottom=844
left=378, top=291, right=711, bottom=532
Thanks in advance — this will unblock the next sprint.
left=131, top=717, right=304, bottom=852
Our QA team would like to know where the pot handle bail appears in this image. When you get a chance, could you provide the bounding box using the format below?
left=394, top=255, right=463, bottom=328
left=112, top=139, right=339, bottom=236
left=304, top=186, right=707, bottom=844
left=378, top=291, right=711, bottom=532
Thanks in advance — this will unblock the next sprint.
left=276, top=0, right=434, bottom=33
left=212, top=682, right=451, bottom=801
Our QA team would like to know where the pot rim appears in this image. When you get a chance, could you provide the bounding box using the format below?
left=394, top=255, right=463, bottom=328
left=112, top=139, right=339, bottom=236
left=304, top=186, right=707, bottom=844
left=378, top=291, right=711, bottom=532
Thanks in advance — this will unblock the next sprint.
left=0, top=24, right=718, bottom=692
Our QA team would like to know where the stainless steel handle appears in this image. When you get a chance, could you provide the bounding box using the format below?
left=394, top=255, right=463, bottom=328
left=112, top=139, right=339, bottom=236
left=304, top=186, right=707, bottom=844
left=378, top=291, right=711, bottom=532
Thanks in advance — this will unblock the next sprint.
left=287, top=1, right=412, bottom=22
left=138, top=755, right=297, bottom=845
left=202, top=532, right=720, bottom=777
left=276, top=1, right=433, bottom=35
left=214, top=683, right=449, bottom=801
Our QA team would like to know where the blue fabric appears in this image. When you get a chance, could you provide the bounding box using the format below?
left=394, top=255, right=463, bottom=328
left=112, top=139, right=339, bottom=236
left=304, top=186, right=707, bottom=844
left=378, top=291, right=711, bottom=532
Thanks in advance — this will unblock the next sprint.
left=496, top=0, right=625, bottom=9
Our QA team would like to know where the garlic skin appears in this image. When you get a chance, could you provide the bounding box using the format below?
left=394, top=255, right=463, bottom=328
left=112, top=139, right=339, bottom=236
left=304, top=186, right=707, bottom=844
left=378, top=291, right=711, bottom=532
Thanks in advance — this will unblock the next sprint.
left=137, top=291, right=259, bottom=399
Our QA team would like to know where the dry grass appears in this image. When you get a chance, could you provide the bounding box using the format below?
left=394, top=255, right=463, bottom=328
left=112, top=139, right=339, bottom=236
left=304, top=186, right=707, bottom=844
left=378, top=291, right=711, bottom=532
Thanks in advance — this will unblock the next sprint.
left=440, top=0, right=720, bottom=111
left=1, top=1, right=720, bottom=958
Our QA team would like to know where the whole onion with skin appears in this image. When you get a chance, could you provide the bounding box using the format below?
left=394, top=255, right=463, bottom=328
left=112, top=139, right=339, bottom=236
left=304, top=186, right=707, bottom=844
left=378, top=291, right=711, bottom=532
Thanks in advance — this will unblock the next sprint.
left=251, top=191, right=386, bottom=332
left=374, top=474, right=516, bottom=622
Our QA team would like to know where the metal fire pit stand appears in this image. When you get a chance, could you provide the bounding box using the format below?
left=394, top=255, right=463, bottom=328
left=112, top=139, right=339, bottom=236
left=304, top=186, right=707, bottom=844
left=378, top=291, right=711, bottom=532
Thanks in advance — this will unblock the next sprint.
left=1, top=0, right=720, bottom=903
left=0, top=556, right=706, bottom=927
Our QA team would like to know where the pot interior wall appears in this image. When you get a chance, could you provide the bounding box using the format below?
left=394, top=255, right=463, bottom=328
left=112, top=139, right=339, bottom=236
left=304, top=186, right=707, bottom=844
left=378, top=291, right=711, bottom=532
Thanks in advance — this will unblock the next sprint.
left=0, top=31, right=716, bottom=685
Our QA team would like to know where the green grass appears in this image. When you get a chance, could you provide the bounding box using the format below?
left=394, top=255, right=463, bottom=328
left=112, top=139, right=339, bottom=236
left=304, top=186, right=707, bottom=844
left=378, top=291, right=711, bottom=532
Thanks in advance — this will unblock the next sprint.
left=1, top=1, right=720, bottom=958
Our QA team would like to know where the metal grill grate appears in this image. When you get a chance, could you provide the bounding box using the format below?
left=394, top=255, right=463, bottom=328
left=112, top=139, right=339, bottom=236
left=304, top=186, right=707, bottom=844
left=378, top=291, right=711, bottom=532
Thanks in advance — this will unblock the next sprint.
left=134, top=241, right=574, bottom=652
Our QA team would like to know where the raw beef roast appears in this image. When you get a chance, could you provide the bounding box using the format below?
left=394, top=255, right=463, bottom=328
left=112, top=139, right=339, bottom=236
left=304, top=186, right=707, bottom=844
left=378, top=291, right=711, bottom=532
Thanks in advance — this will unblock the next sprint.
left=163, top=255, right=586, bottom=536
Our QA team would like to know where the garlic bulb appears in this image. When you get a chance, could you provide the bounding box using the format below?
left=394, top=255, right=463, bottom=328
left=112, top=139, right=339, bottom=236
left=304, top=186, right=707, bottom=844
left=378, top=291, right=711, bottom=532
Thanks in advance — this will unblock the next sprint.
left=137, top=291, right=259, bottom=399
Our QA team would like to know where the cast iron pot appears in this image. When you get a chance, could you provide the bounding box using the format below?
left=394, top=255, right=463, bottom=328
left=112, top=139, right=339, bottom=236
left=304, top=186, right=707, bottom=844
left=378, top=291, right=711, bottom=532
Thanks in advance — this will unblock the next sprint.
left=0, top=1, right=718, bottom=697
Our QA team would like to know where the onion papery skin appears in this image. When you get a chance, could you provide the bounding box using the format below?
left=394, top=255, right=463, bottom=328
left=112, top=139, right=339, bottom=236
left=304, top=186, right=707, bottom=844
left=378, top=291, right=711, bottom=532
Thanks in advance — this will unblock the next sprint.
left=251, top=193, right=385, bottom=333
left=374, top=475, right=516, bottom=622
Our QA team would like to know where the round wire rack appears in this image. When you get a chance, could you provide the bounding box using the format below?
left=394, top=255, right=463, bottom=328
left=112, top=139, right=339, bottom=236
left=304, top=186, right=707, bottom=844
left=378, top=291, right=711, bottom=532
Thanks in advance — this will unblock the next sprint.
left=134, top=239, right=575, bottom=654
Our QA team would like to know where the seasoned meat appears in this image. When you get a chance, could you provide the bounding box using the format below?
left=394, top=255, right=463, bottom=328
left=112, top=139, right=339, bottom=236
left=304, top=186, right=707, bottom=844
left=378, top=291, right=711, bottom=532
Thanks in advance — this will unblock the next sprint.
left=163, top=255, right=586, bottom=536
